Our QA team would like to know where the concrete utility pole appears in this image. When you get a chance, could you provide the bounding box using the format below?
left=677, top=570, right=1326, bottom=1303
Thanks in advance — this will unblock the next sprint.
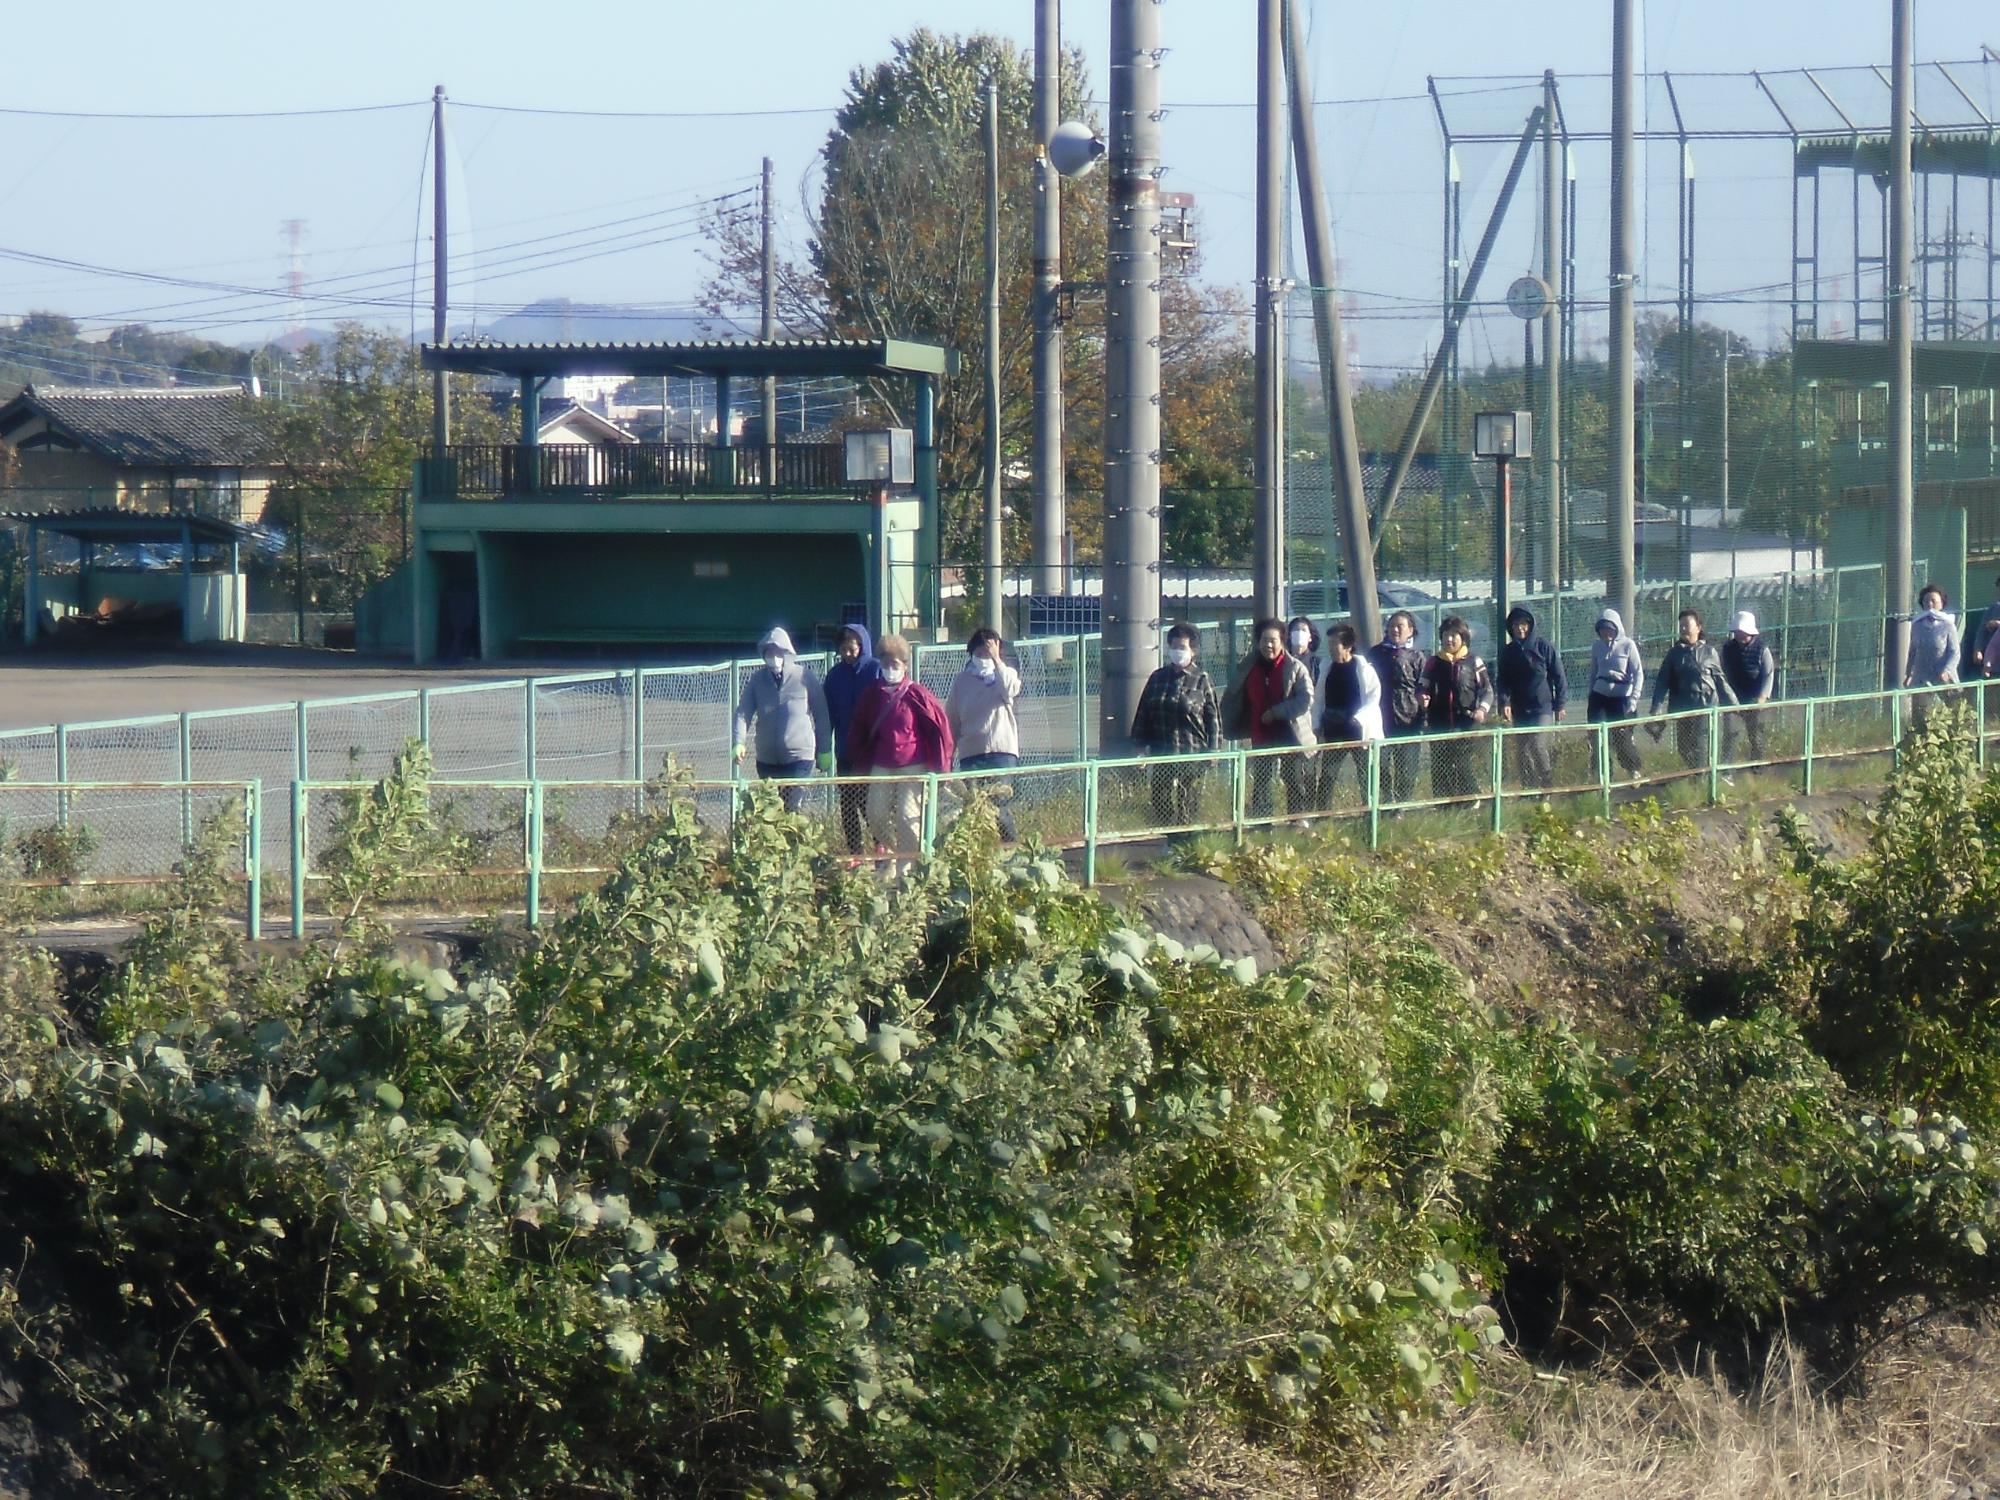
left=1100, top=0, right=1164, bottom=754
left=1607, top=0, right=1638, bottom=631
left=760, top=156, right=777, bottom=457
left=1252, top=0, right=1286, bottom=620
left=431, top=85, right=449, bottom=453
left=984, top=81, right=1005, bottom=635
left=1884, top=0, right=1915, bottom=687
left=1283, top=0, right=1380, bottom=647
left=1031, top=0, right=1067, bottom=596
left=1541, top=70, right=1563, bottom=639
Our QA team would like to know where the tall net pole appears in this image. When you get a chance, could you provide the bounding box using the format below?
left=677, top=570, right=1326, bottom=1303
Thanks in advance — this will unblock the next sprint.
left=1884, top=0, right=1915, bottom=686
left=1031, top=0, right=1067, bottom=597
left=1607, top=1, right=1637, bottom=631
left=1252, top=0, right=1286, bottom=620
left=1099, top=0, right=1164, bottom=753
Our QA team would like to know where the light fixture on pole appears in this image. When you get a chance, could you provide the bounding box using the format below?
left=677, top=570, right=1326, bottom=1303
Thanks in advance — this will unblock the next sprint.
left=1473, top=409, right=1534, bottom=644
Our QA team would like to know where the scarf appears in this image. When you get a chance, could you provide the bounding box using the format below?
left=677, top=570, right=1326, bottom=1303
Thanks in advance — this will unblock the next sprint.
left=1437, top=643, right=1469, bottom=663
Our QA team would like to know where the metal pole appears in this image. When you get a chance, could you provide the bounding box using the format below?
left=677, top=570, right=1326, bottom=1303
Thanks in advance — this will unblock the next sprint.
left=1031, top=0, right=1067, bottom=597
left=1284, top=0, right=1380, bottom=646
left=760, top=156, right=777, bottom=461
left=1720, top=349, right=1732, bottom=524
left=1609, top=0, right=1638, bottom=631
left=1493, top=457, right=1512, bottom=641
left=1374, top=108, right=1545, bottom=545
left=1885, top=0, right=1915, bottom=687
left=984, top=80, right=1005, bottom=636
left=1542, top=71, right=1563, bottom=645
left=1099, top=0, right=1164, bottom=754
left=431, top=85, right=449, bottom=453
left=1252, top=0, right=1286, bottom=618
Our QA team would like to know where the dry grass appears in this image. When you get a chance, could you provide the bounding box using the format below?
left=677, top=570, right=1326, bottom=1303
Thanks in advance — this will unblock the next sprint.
left=1340, top=1322, right=2000, bottom=1500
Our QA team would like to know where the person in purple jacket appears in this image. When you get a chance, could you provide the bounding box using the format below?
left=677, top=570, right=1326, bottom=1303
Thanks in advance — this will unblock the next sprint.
left=822, top=623, right=883, bottom=852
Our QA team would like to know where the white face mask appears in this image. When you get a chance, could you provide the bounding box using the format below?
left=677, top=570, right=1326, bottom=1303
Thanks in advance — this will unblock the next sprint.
left=973, top=657, right=997, bottom=680
left=883, top=662, right=907, bottom=684
left=764, top=654, right=784, bottom=676
left=1167, top=645, right=1193, bottom=667
left=1289, top=628, right=1310, bottom=651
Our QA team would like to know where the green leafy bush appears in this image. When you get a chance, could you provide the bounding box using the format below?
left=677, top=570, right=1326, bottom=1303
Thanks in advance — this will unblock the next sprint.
left=1773, top=703, right=2000, bottom=1128
left=0, top=777, right=1508, bottom=1496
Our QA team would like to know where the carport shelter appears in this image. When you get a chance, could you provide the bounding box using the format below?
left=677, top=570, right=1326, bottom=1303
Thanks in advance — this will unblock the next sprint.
left=397, top=337, right=954, bottom=662
left=8, top=509, right=252, bottom=645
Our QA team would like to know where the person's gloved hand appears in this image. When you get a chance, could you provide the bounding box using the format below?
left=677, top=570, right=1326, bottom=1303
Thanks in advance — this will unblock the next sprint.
left=816, top=751, right=834, bottom=774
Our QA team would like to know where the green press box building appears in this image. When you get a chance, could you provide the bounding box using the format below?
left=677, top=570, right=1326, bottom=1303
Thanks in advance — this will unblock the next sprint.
left=361, top=338, right=953, bottom=661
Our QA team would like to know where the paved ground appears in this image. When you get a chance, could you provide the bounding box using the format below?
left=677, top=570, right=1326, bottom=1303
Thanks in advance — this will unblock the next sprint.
left=0, top=644, right=616, bottom=730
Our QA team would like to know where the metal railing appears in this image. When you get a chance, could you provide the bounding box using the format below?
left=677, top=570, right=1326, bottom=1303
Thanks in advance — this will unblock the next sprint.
left=262, top=679, right=1993, bottom=933
left=423, top=441, right=854, bottom=501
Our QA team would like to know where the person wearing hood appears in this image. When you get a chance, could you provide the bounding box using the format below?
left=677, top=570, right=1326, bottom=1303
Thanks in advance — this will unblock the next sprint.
left=1421, top=616, right=1496, bottom=799
left=847, top=633, right=953, bottom=868
left=732, top=626, right=831, bottom=812
left=1496, top=605, right=1567, bottom=791
left=1721, top=610, right=1777, bottom=763
left=1649, top=609, right=1738, bottom=769
left=823, top=623, right=883, bottom=852
left=1222, top=617, right=1317, bottom=819
left=1905, top=585, right=1961, bottom=693
left=1367, top=609, right=1429, bottom=806
left=1587, top=606, right=1646, bottom=778
left=1133, top=621, right=1222, bottom=831
left=946, top=628, right=1024, bottom=840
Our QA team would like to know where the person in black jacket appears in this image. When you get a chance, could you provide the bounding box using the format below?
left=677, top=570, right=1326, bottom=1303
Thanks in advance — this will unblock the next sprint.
left=1367, top=610, right=1428, bottom=806
left=1495, top=605, right=1567, bottom=790
left=1421, top=616, right=1496, bottom=800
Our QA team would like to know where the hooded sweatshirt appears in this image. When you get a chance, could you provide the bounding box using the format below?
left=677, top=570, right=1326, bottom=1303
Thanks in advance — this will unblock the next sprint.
left=734, top=627, right=831, bottom=766
left=1907, top=607, right=1961, bottom=687
left=946, top=653, right=1024, bottom=760
left=1496, top=606, right=1567, bottom=720
left=1588, top=608, right=1645, bottom=707
left=823, top=623, right=884, bottom=768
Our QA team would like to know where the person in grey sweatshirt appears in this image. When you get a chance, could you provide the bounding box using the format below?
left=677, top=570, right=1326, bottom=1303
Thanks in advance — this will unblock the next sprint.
left=733, top=626, right=831, bottom=811
left=1905, top=585, right=1961, bottom=689
left=946, top=628, right=1024, bottom=839
left=1587, top=607, right=1645, bottom=777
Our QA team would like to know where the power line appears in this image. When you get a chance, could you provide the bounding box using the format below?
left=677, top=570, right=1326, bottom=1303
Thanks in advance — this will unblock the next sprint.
left=0, top=100, right=426, bottom=120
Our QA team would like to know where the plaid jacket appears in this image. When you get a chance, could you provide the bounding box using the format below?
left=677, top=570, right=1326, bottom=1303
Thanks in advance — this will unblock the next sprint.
left=1132, top=663, right=1222, bottom=755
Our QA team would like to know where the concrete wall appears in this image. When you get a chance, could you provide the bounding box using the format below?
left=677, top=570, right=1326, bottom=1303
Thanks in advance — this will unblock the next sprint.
left=41, top=567, right=247, bottom=642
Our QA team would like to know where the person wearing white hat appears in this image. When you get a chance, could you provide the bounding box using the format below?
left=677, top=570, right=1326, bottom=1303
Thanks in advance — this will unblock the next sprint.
left=1720, top=610, right=1776, bottom=766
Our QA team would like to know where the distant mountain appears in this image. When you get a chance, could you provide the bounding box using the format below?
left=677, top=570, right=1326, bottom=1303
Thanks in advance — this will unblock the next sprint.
left=469, top=299, right=756, bottom=346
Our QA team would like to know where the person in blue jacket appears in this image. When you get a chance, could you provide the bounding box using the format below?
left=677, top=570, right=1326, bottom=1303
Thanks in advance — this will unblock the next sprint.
left=823, top=623, right=883, bottom=852
left=1495, top=605, right=1567, bottom=790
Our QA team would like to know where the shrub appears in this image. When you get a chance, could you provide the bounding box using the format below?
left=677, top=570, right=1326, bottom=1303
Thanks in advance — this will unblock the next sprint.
left=0, top=774, right=1507, bottom=1496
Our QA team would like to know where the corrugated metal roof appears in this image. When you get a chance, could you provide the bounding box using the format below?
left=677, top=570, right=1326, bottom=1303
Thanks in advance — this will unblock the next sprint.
left=0, top=385, right=264, bottom=467
left=1, top=507, right=259, bottom=543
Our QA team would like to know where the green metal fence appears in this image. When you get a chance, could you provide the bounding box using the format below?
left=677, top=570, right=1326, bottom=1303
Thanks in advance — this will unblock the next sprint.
left=257, top=678, right=1994, bottom=936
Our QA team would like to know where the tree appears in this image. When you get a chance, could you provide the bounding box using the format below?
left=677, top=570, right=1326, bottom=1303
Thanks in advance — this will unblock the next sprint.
left=702, top=29, right=1251, bottom=568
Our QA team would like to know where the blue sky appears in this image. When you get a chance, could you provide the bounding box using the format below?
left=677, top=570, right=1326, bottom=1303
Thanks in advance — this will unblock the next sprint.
left=0, top=1, right=1991, bottom=370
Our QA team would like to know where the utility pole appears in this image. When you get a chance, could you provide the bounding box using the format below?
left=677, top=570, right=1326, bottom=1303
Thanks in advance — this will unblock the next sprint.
left=984, top=81, right=1005, bottom=635
left=1608, top=1, right=1638, bottom=632
left=1100, top=0, right=1164, bottom=754
left=1283, top=0, right=1380, bottom=647
left=1252, top=0, right=1286, bottom=620
left=1031, top=0, right=1067, bottom=597
left=1719, top=348, right=1734, bottom=526
left=1541, top=70, right=1563, bottom=642
left=760, top=156, right=777, bottom=459
left=431, top=85, right=449, bottom=454
left=1885, top=0, right=1915, bottom=687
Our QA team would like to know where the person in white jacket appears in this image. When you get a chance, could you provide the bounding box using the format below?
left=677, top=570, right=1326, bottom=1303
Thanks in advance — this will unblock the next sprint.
left=1587, top=607, right=1646, bottom=778
left=945, top=628, right=1024, bottom=839
left=1315, top=624, right=1383, bottom=806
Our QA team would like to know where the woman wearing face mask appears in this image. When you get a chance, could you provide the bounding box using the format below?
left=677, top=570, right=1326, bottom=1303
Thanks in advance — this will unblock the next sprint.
left=822, top=623, right=883, bottom=852
left=847, top=633, right=954, bottom=869
left=1222, top=617, right=1316, bottom=820
left=1132, top=622, right=1221, bottom=831
left=731, top=626, right=831, bottom=813
left=946, top=628, right=1024, bottom=840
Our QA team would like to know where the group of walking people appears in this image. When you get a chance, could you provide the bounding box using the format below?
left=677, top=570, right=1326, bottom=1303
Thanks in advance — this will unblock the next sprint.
left=735, top=575, right=2000, bottom=854
left=733, top=623, right=1025, bottom=859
